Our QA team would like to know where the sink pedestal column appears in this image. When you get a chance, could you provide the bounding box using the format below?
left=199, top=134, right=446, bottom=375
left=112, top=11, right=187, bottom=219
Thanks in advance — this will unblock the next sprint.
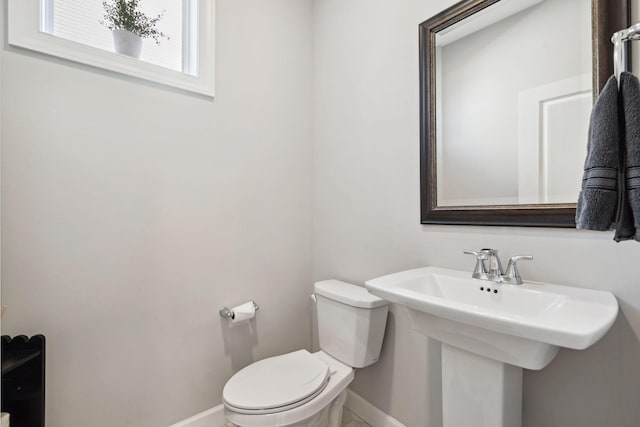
left=442, top=344, right=522, bottom=427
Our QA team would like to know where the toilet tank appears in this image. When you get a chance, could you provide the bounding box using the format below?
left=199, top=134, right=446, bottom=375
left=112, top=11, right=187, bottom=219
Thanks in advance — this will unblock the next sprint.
left=314, top=280, right=389, bottom=368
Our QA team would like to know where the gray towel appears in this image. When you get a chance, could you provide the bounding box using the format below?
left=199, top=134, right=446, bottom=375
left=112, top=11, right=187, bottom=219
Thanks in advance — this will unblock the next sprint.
left=614, top=72, right=640, bottom=241
left=576, top=76, right=620, bottom=230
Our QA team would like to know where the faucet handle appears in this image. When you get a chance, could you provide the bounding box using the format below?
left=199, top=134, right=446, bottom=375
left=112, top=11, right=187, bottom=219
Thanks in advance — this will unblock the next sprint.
left=503, top=255, right=533, bottom=285
left=463, top=250, right=489, bottom=261
left=463, top=249, right=482, bottom=257
left=463, top=250, right=489, bottom=279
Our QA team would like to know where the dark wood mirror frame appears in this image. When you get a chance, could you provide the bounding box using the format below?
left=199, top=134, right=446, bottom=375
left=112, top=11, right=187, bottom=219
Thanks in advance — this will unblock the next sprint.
left=420, top=0, right=631, bottom=227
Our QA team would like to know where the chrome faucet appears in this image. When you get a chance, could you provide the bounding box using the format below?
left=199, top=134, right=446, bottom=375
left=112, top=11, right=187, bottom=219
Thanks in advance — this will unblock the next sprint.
left=463, top=249, right=533, bottom=285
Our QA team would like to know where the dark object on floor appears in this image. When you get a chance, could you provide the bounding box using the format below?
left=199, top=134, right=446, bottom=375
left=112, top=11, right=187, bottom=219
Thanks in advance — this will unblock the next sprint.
left=1, top=335, right=45, bottom=427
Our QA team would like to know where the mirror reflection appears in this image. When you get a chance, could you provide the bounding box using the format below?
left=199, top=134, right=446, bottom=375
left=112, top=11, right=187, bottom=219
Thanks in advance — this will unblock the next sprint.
left=435, top=0, right=591, bottom=207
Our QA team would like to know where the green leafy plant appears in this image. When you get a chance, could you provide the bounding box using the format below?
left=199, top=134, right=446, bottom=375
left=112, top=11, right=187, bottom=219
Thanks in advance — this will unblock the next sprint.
left=101, top=0, right=169, bottom=44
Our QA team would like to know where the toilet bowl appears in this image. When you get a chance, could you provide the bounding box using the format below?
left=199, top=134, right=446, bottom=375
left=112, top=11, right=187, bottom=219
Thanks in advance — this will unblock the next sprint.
left=224, top=350, right=353, bottom=427
left=223, top=280, right=389, bottom=427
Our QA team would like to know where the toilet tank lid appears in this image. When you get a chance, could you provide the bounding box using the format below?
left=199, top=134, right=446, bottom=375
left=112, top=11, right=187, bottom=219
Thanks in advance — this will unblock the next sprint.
left=314, top=280, right=388, bottom=308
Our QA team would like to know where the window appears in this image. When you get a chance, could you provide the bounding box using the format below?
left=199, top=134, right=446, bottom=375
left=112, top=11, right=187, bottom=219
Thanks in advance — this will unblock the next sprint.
left=8, top=0, right=214, bottom=96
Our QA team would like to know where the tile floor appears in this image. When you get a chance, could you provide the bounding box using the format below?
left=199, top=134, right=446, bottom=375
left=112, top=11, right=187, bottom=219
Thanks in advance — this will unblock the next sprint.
left=223, top=407, right=371, bottom=427
left=341, top=407, right=371, bottom=427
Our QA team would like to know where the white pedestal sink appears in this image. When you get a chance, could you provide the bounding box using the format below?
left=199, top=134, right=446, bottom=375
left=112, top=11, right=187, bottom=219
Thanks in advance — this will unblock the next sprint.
left=365, top=267, right=618, bottom=427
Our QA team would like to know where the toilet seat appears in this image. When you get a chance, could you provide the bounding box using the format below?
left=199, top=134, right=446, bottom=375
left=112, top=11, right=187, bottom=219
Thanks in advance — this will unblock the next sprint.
left=223, top=350, right=330, bottom=415
left=224, top=351, right=355, bottom=427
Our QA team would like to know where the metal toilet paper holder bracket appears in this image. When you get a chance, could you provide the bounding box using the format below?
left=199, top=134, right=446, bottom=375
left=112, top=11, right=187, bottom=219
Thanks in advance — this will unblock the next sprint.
left=219, top=301, right=259, bottom=320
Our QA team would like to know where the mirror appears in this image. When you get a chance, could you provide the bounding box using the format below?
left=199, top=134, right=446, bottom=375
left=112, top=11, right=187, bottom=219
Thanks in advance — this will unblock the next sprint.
left=420, top=0, right=630, bottom=227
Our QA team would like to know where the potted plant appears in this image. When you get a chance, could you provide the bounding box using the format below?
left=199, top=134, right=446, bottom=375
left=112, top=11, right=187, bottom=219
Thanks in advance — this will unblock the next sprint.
left=101, top=0, right=168, bottom=59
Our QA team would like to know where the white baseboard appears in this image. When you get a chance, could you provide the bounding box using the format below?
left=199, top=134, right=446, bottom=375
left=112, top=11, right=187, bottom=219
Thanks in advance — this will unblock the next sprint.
left=168, top=404, right=226, bottom=427
left=169, top=389, right=404, bottom=427
left=345, top=389, right=405, bottom=427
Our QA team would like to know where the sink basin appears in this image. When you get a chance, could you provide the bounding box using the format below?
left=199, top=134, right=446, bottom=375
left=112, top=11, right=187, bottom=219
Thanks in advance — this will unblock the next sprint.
left=365, top=267, right=618, bottom=370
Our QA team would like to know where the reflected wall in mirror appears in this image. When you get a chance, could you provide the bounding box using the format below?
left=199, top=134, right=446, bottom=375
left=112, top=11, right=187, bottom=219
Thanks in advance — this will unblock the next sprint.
left=420, top=0, right=630, bottom=227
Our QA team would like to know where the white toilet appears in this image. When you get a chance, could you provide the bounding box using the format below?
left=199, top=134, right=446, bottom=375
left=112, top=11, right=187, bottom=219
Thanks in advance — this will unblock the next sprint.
left=223, top=280, right=389, bottom=427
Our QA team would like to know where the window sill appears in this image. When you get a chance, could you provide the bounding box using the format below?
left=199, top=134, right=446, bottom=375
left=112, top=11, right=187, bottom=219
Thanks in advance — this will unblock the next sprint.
left=8, top=0, right=215, bottom=97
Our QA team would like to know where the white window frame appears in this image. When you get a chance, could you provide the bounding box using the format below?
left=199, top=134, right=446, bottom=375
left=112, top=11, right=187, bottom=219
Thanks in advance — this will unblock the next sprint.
left=8, top=0, right=215, bottom=97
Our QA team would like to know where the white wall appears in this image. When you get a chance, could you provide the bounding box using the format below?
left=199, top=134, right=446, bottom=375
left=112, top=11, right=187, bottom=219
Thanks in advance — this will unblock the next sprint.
left=312, top=1, right=640, bottom=426
left=0, top=1, right=313, bottom=426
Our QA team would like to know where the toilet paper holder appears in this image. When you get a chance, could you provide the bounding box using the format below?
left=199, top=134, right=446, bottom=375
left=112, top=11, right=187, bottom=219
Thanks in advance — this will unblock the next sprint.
left=219, top=301, right=259, bottom=320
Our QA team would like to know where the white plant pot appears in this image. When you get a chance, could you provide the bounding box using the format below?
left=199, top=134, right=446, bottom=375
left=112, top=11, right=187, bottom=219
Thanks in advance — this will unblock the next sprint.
left=112, top=30, right=143, bottom=59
